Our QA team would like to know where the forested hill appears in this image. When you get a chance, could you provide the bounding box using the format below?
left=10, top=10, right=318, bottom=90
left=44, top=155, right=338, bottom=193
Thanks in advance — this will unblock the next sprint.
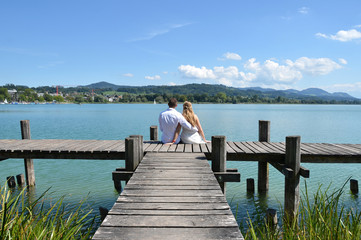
left=83, top=82, right=358, bottom=102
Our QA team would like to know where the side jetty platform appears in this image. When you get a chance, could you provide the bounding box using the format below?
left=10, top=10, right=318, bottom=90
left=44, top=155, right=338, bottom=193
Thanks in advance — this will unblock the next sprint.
left=1, top=120, right=361, bottom=239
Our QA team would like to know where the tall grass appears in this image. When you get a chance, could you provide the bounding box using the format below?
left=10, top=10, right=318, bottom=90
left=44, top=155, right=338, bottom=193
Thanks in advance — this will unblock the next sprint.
left=242, top=180, right=361, bottom=239
left=0, top=185, right=97, bottom=240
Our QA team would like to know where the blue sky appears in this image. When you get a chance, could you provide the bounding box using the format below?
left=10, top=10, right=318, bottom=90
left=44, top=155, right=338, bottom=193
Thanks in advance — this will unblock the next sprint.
left=1, top=0, right=361, bottom=97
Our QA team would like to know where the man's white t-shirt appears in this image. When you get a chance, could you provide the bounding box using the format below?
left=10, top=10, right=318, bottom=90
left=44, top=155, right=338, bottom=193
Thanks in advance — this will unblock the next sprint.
left=159, top=108, right=198, bottom=144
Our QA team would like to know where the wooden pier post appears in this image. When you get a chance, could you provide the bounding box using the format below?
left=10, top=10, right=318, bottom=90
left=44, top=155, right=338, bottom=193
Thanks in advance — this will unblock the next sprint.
left=20, top=120, right=35, bottom=187
left=113, top=137, right=140, bottom=191
left=350, top=179, right=359, bottom=194
left=125, top=137, right=139, bottom=171
left=258, top=120, right=270, bottom=193
left=284, top=136, right=301, bottom=222
left=7, top=176, right=16, bottom=188
left=267, top=208, right=278, bottom=227
left=129, top=135, right=144, bottom=165
left=16, top=174, right=25, bottom=186
left=247, top=178, right=255, bottom=193
left=150, top=125, right=158, bottom=141
left=212, top=135, right=226, bottom=193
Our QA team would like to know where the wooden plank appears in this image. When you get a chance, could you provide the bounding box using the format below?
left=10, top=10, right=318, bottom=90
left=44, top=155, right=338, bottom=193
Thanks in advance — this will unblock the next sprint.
left=330, top=143, right=361, bottom=154
left=108, top=209, right=233, bottom=215
left=124, top=185, right=221, bottom=190
left=175, top=144, right=185, bottom=152
left=227, top=141, right=242, bottom=153
left=301, top=143, right=334, bottom=155
left=152, top=143, right=163, bottom=152
left=206, top=142, right=212, bottom=152
left=184, top=144, right=192, bottom=153
left=121, top=189, right=223, bottom=197
left=116, top=196, right=228, bottom=203
left=92, top=227, right=243, bottom=240
left=126, top=179, right=219, bottom=186
left=263, top=142, right=285, bottom=154
left=144, top=142, right=159, bottom=152
left=226, top=142, right=236, bottom=153
left=100, top=214, right=238, bottom=227
left=245, top=141, right=269, bottom=153
left=233, top=142, right=254, bottom=154
left=200, top=143, right=208, bottom=153
left=192, top=144, right=202, bottom=153
left=158, top=144, right=171, bottom=152
left=311, top=143, right=354, bottom=155
left=167, top=144, right=177, bottom=152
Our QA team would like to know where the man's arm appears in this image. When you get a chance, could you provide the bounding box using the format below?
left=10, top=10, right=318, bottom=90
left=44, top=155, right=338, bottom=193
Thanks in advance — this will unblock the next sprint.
left=158, top=114, right=164, bottom=132
left=178, top=114, right=198, bottom=132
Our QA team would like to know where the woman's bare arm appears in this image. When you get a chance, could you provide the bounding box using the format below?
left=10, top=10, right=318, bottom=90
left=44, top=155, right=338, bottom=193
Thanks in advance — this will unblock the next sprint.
left=195, top=115, right=209, bottom=142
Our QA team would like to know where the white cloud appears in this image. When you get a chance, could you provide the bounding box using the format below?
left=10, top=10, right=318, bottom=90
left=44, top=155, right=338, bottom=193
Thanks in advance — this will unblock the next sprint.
left=178, top=57, right=344, bottom=88
left=123, top=73, right=133, bottom=77
left=323, top=82, right=361, bottom=98
left=219, top=52, right=242, bottom=61
left=339, top=58, right=347, bottom=65
left=145, top=75, right=161, bottom=80
left=129, top=23, right=192, bottom=42
left=286, top=57, right=342, bottom=75
left=298, top=7, right=309, bottom=14
left=163, top=71, right=168, bottom=74
left=355, top=24, right=361, bottom=28
left=168, top=82, right=177, bottom=86
left=178, top=65, right=217, bottom=79
left=316, top=29, right=361, bottom=42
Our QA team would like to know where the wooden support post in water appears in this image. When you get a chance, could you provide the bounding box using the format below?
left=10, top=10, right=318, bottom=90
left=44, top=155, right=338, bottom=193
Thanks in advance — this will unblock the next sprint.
left=247, top=178, right=255, bottom=193
left=7, top=176, right=16, bottom=188
left=350, top=179, right=359, bottom=194
left=150, top=125, right=158, bottom=141
left=212, top=136, right=226, bottom=193
left=20, top=120, right=35, bottom=187
left=99, top=206, right=109, bottom=222
left=267, top=208, right=278, bottom=226
left=129, top=135, right=144, bottom=165
left=16, top=174, right=25, bottom=186
left=284, top=136, right=301, bottom=222
left=125, top=137, right=139, bottom=171
left=258, top=120, right=270, bottom=193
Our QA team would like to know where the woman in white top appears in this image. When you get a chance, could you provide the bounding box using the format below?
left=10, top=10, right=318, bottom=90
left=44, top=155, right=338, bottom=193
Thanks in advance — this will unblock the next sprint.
left=172, top=101, right=209, bottom=144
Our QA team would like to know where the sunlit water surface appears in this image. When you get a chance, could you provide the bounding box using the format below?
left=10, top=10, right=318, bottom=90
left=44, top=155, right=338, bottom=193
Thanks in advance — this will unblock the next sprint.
left=1, top=104, right=360, bottom=227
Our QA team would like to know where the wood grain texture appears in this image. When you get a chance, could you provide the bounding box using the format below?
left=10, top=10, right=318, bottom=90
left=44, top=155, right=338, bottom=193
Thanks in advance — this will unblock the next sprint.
left=94, top=152, right=242, bottom=239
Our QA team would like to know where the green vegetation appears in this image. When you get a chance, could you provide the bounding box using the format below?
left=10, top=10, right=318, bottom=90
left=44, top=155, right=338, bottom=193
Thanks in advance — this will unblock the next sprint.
left=241, top=181, right=361, bottom=239
left=1, top=83, right=360, bottom=104
left=0, top=186, right=97, bottom=239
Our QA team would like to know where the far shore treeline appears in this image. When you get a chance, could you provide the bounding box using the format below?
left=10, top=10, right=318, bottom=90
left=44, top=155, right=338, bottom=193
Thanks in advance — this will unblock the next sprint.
left=1, top=82, right=360, bottom=104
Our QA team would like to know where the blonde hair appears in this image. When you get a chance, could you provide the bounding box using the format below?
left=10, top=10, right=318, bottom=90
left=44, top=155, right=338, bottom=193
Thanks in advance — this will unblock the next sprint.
left=183, top=101, right=197, bottom=127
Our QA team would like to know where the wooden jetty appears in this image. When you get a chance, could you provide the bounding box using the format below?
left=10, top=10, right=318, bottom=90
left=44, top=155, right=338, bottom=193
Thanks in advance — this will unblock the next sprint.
left=93, top=152, right=242, bottom=240
left=1, top=120, right=361, bottom=238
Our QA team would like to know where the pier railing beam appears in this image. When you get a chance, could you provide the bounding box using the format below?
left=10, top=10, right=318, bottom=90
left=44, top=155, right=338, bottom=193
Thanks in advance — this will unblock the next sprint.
left=150, top=126, right=158, bottom=141
left=212, top=135, right=227, bottom=193
left=284, top=136, right=301, bottom=222
left=21, top=120, right=35, bottom=187
left=258, top=120, right=270, bottom=193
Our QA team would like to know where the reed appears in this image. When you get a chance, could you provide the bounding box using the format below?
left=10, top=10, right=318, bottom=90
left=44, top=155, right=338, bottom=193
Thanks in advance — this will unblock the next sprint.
left=0, top=185, right=96, bottom=240
left=242, top=180, right=361, bottom=239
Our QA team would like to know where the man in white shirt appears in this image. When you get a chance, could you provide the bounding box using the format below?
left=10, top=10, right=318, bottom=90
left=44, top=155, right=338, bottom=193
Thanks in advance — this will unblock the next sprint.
left=159, top=98, right=198, bottom=144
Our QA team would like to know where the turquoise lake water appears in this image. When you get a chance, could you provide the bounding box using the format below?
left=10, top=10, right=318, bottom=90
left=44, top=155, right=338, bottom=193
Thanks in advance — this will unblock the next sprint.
left=1, top=103, right=360, bottom=226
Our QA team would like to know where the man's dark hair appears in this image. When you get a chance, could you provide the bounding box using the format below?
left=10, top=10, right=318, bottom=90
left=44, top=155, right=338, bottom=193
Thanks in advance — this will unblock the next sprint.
left=168, top=98, right=178, bottom=108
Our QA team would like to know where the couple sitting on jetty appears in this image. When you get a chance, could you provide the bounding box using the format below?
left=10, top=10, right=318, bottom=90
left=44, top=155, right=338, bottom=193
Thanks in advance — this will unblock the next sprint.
left=159, top=98, right=210, bottom=144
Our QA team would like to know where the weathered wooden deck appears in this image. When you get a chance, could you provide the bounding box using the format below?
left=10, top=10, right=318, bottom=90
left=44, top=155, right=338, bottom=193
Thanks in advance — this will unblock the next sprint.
left=92, top=152, right=243, bottom=240
left=1, top=139, right=361, bottom=163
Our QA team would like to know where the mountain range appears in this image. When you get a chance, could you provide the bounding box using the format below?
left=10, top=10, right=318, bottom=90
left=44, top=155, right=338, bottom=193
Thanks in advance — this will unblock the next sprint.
left=83, top=81, right=358, bottom=101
